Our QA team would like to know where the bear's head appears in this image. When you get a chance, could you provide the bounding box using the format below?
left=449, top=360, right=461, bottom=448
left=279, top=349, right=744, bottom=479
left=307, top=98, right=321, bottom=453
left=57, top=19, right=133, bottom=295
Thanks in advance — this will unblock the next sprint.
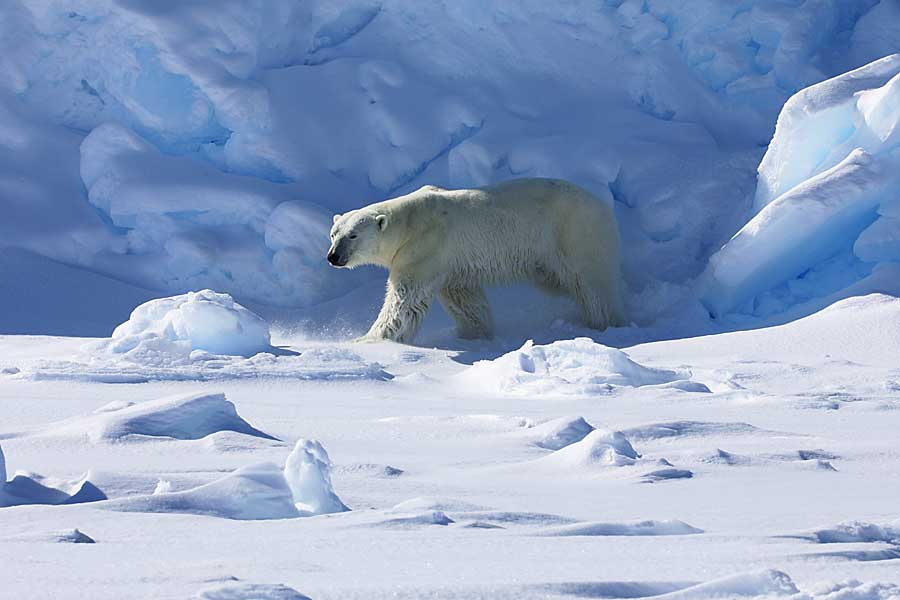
left=327, top=208, right=389, bottom=268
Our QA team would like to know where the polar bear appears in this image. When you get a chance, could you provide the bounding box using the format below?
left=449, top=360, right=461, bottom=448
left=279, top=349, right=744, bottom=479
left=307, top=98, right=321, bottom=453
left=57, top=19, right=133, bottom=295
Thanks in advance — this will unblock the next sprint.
left=327, top=178, right=625, bottom=343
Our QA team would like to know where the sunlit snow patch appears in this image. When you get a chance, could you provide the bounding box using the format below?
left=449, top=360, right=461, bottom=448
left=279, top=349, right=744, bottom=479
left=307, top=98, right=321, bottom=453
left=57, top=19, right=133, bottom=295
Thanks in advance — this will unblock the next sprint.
left=283, top=439, right=349, bottom=516
left=44, top=391, right=276, bottom=443
left=463, top=338, right=692, bottom=395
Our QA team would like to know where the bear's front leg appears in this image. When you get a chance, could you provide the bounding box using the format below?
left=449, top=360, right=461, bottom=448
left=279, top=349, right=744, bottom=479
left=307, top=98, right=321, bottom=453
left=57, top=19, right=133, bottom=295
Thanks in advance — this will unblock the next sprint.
left=358, top=276, right=435, bottom=344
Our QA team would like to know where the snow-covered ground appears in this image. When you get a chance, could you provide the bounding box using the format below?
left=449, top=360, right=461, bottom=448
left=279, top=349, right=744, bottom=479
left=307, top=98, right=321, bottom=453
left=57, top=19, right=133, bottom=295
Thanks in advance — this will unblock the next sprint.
left=2, top=293, right=900, bottom=599
left=2, top=1, right=900, bottom=598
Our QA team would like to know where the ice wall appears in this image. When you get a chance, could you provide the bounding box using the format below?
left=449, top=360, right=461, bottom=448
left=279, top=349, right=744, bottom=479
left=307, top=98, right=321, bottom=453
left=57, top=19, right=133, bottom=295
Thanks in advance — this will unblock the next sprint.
left=1, top=0, right=898, bottom=320
left=702, top=55, right=900, bottom=318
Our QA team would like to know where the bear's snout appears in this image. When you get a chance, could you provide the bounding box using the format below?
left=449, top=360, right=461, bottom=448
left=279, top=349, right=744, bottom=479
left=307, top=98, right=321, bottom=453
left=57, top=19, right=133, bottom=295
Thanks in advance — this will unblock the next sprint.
left=326, top=250, right=345, bottom=266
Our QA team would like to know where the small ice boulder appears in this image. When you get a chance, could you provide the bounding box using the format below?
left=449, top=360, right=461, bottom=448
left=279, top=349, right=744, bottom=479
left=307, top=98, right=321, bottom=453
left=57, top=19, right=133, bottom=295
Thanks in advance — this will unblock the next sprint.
left=99, top=290, right=272, bottom=360
left=464, top=338, right=684, bottom=395
left=283, top=439, right=349, bottom=516
left=48, top=391, right=276, bottom=443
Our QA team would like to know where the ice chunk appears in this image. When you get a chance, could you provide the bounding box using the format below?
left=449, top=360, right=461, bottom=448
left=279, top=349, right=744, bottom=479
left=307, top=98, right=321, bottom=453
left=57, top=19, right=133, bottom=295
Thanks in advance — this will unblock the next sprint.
left=703, top=56, right=900, bottom=317
left=99, top=290, right=272, bottom=360
left=106, top=463, right=300, bottom=521
left=283, top=439, right=349, bottom=516
left=46, top=391, right=275, bottom=443
left=1, top=470, right=106, bottom=508
left=463, top=338, right=686, bottom=395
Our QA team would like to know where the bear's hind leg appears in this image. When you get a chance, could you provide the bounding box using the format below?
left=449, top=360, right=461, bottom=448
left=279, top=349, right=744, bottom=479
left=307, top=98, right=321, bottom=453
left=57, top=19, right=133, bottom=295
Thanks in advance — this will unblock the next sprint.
left=568, top=269, right=626, bottom=331
left=361, top=276, right=435, bottom=343
left=439, top=284, right=494, bottom=339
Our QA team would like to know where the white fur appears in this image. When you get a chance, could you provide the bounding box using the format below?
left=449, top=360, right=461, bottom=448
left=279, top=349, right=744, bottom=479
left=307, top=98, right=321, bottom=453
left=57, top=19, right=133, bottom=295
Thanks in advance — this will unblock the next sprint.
left=328, top=178, right=625, bottom=343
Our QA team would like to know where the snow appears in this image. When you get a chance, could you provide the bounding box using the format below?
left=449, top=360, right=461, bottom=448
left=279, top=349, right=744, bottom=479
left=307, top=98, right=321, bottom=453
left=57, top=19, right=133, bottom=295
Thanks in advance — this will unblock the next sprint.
left=463, top=338, right=695, bottom=395
left=283, top=439, right=349, bottom=516
left=98, top=289, right=272, bottom=359
left=2, top=1, right=900, bottom=598
left=43, top=391, right=275, bottom=443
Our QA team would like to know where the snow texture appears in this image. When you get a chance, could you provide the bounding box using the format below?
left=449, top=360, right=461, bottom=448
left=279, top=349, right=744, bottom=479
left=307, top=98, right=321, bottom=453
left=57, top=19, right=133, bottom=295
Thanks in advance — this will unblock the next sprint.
left=464, top=338, right=692, bottom=395
left=194, top=583, right=312, bottom=600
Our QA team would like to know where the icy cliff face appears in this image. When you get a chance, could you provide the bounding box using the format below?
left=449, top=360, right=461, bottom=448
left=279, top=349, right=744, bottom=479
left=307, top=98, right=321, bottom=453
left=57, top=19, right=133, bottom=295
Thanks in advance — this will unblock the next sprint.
left=1, top=0, right=897, bottom=321
left=702, top=55, right=900, bottom=318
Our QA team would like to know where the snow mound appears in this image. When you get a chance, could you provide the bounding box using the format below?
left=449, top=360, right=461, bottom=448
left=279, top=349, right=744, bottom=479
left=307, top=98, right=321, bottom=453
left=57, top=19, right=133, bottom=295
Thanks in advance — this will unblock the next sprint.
left=533, top=429, right=641, bottom=470
left=805, top=521, right=900, bottom=544
left=105, top=463, right=299, bottom=521
left=46, top=391, right=275, bottom=443
left=97, top=290, right=272, bottom=360
left=8, top=529, right=97, bottom=544
left=521, top=416, right=595, bottom=450
left=369, top=511, right=455, bottom=529
left=703, top=55, right=900, bottom=317
left=536, top=519, right=703, bottom=537
left=464, top=338, right=689, bottom=395
left=284, top=439, right=349, bottom=516
left=194, top=583, right=311, bottom=600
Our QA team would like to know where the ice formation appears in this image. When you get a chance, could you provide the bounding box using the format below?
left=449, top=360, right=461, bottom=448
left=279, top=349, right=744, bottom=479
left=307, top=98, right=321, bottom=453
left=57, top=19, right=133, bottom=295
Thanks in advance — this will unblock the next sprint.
left=464, top=338, right=688, bottom=395
left=703, top=55, right=900, bottom=317
left=283, top=439, right=349, bottom=516
left=3, top=1, right=898, bottom=327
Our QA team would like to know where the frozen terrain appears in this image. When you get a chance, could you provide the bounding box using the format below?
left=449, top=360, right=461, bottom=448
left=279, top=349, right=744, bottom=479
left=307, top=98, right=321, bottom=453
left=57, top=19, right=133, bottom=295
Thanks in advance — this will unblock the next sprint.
left=2, top=0, right=900, bottom=598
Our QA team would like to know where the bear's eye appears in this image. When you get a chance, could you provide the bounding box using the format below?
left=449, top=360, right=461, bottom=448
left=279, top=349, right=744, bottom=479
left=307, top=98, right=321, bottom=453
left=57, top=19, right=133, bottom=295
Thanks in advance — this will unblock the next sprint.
left=349, top=234, right=358, bottom=240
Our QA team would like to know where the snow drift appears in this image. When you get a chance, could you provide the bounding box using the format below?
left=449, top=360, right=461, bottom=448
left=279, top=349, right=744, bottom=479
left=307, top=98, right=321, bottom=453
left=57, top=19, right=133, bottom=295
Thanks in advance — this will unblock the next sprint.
left=45, top=391, right=275, bottom=443
left=0, top=443, right=106, bottom=508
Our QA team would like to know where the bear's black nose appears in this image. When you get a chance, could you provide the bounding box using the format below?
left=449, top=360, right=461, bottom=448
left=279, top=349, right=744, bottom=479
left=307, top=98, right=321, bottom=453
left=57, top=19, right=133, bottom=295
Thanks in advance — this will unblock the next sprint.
left=327, top=251, right=345, bottom=266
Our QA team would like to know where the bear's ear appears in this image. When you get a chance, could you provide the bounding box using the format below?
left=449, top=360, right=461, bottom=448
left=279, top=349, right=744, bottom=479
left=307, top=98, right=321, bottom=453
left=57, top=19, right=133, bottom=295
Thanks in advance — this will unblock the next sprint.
left=333, top=213, right=341, bottom=223
left=375, top=214, right=388, bottom=231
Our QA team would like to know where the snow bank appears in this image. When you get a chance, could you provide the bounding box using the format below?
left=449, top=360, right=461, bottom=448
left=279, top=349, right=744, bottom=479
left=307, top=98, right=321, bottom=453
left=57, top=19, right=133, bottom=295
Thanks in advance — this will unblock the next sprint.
left=46, top=391, right=275, bottom=443
left=98, top=290, right=272, bottom=359
left=463, top=338, right=689, bottom=395
left=806, top=521, right=900, bottom=544
left=283, top=439, right=349, bottom=516
left=703, top=55, right=900, bottom=317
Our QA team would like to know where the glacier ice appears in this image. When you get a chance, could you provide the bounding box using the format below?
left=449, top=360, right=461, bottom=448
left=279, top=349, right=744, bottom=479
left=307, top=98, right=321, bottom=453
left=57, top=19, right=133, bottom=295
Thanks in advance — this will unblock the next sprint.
left=702, top=55, right=900, bottom=318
